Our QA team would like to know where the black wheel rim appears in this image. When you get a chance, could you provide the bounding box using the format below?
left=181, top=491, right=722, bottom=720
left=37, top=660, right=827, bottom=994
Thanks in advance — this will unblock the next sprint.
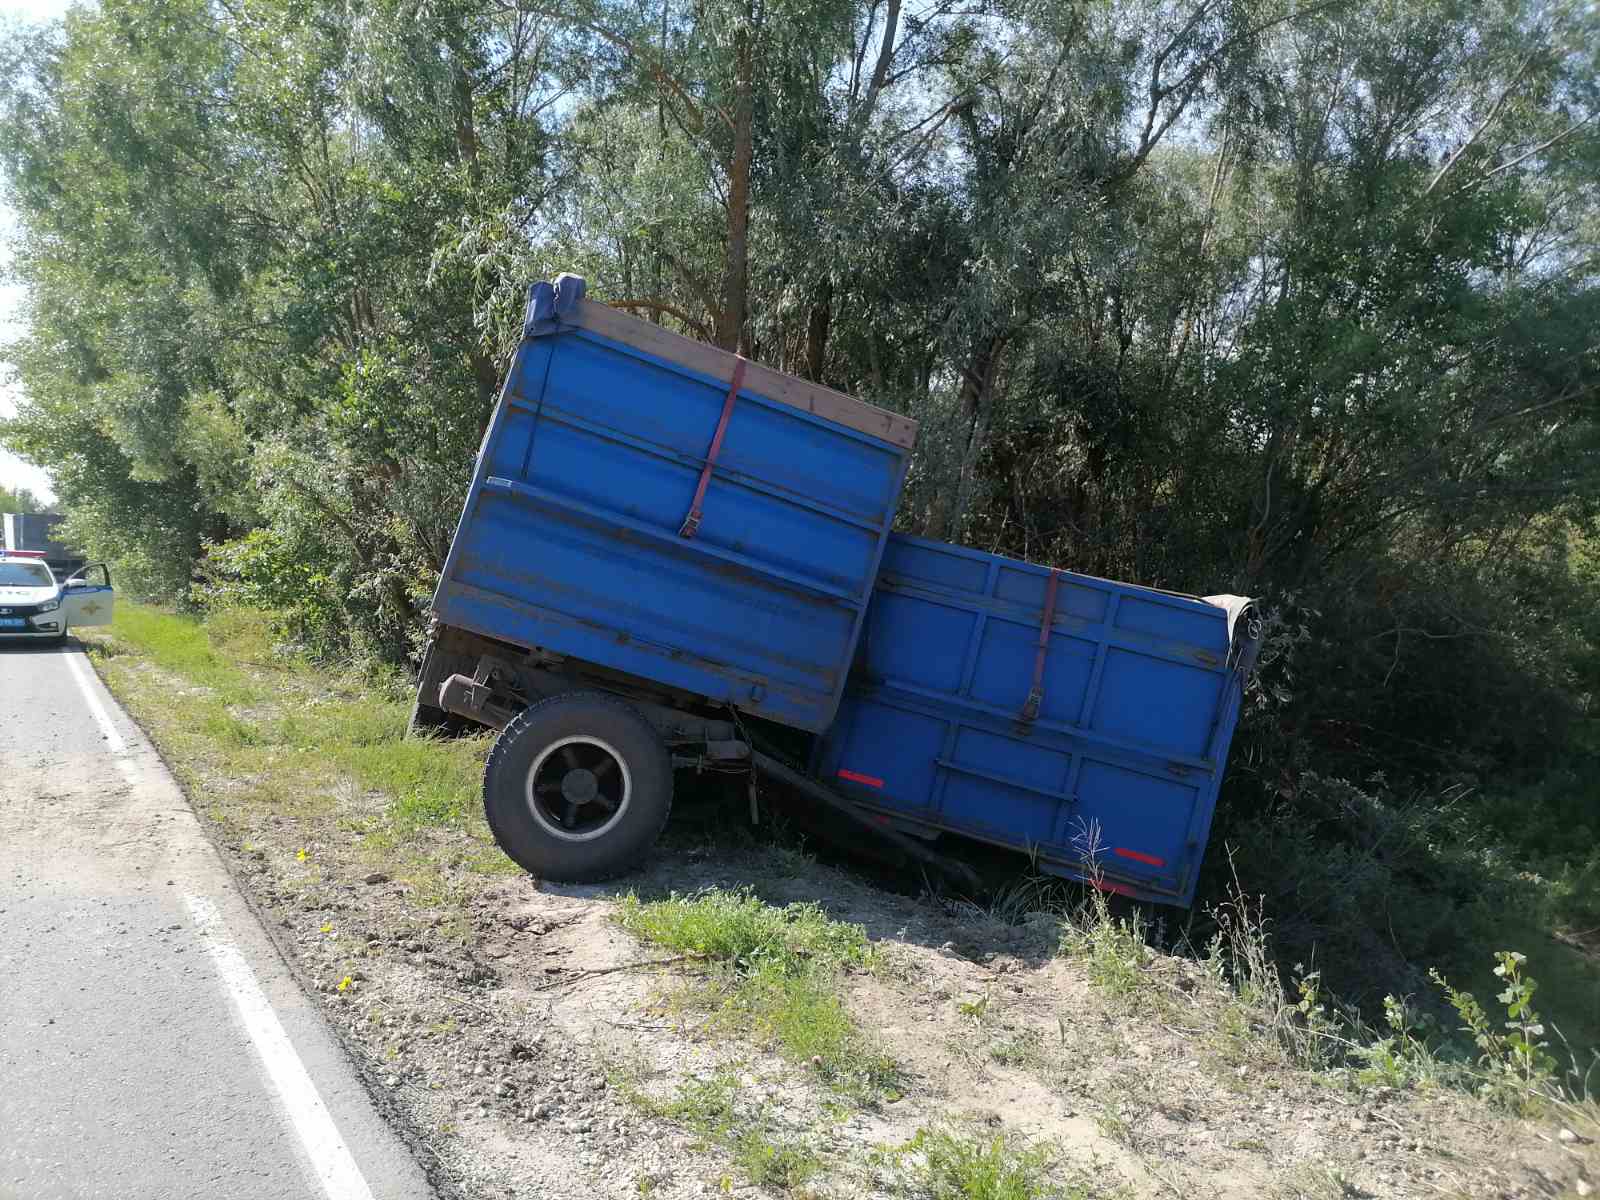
left=524, top=735, right=632, bottom=843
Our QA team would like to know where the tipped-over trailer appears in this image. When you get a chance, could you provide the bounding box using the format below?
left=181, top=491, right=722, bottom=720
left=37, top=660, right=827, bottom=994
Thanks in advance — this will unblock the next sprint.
left=414, top=274, right=1260, bottom=898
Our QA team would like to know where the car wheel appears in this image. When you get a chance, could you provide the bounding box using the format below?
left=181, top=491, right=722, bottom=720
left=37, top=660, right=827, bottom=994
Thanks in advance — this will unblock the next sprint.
left=481, top=691, right=672, bottom=882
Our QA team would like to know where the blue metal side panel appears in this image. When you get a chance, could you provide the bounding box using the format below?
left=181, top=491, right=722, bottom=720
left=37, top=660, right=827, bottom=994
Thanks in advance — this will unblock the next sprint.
left=433, top=328, right=909, bottom=734
left=818, top=534, right=1257, bottom=905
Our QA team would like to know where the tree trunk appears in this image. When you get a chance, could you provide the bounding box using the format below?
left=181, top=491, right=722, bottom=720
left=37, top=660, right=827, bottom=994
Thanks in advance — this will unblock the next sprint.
left=453, top=62, right=481, bottom=187
left=715, top=26, right=755, bottom=353
left=803, top=278, right=833, bottom=381
left=453, top=55, right=494, bottom=407
left=861, top=0, right=901, bottom=118
left=469, top=349, right=500, bottom=411
left=945, top=332, right=1008, bottom=541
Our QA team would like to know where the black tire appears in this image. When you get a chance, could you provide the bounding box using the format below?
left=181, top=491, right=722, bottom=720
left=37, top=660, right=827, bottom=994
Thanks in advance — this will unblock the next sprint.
left=408, top=641, right=476, bottom=738
left=482, top=691, right=673, bottom=882
left=407, top=697, right=468, bottom=738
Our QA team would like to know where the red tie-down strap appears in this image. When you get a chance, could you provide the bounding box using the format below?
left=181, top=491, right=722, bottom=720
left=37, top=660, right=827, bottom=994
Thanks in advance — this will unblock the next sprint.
left=680, top=356, right=748, bottom=539
left=1020, top=568, right=1062, bottom=722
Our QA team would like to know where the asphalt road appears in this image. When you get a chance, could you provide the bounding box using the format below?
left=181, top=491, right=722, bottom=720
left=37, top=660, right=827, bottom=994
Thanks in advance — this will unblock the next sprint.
left=0, top=638, right=437, bottom=1200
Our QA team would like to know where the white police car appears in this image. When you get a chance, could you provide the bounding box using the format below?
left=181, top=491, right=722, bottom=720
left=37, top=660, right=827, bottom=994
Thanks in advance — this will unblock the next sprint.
left=0, top=551, right=115, bottom=643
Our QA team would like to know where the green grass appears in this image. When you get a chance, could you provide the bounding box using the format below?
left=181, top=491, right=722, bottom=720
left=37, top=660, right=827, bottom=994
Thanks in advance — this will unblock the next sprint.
left=615, top=889, right=898, bottom=1102
left=615, top=888, right=874, bottom=973
left=626, top=1070, right=821, bottom=1193
left=1058, top=892, right=1153, bottom=1001
left=100, top=602, right=268, bottom=704
left=988, top=1029, right=1046, bottom=1069
left=895, top=1127, right=1097, bottom=1200
left=81, top=602, right=502, bottom=883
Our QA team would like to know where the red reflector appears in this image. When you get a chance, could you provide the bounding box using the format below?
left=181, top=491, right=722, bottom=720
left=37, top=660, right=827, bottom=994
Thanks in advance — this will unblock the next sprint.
left=837, top=769, right=884, bottom=789
left=1092, top=877, right=1137, bottom=898
left=1113, top=847, right=1166, bottom=867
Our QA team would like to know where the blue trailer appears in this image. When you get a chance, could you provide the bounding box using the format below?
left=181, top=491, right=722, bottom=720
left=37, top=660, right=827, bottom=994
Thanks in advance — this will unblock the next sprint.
left=418, top=274, right=1259, bottom=898
left=415, top=275, right=919, bottom=880
left=815, top=534, right=1260, bottom=905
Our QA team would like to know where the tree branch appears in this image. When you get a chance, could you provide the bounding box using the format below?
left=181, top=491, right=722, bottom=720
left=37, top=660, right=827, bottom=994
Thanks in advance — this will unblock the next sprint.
left=510, top=2, right=732, bottom=134
left=1445, top=109, right=1600, bottom=199
left=1113, top=0, right=1350, bottom=185
left=608, top=298, right=714, bottom=340
left=1422, top=53, right=1538, bottom=197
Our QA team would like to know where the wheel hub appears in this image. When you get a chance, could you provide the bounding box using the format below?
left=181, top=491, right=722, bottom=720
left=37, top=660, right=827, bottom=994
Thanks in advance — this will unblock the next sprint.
left=560, top=768, right=599, bottom=804
left=525, top=735, right=633, bottom=843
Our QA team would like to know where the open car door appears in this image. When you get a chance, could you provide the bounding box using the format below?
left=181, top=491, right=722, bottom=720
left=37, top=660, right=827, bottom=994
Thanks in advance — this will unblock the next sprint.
left=62, top=563, right=115, bottom=628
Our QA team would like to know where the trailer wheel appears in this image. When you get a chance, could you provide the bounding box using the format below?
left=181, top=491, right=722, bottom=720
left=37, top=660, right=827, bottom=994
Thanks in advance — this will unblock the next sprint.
left=408, top=698, right=478, bottom=739
left=482, top=692, right=672, bottom=882
left=407, top=698, right=456, bottom=737
left=408, top=644, right=472, bottom=737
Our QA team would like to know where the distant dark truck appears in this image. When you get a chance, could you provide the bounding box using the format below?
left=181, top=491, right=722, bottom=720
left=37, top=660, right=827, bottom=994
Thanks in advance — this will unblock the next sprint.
left=413, top=275, right=1263, bottom=903
left=2, top=512, right=86, bottom=581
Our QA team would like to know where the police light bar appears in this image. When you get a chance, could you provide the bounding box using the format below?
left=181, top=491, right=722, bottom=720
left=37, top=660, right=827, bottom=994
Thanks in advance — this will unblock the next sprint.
left=1, top=549, right=49, bottom=558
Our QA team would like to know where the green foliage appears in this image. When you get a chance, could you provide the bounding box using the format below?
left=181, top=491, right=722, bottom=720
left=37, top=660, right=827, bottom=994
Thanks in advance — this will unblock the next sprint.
left=1207, top=767, right=1600, bottom=1053
left=1431, top=952, right=1561, bottom=1109
left=615, top=889, right=896, bottom=1099
left=0, top=481, right=43, bottom=512
left=893, top=1127, right=1088, bottom=1200
left=1198, top=888, right=1353, bottom=1072
left=1194, top=884, right=1583, bottom=1107
left=627, top=1071, right=821, bottom=1193
left=1059, top=891, right=1153, bottom=1000
left=1350, top=995, right=1441, bottom=1090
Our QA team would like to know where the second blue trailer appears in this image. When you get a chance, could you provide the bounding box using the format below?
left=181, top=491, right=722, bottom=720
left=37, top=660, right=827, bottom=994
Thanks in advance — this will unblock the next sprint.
left=816, top=534, right=1261, bottom=905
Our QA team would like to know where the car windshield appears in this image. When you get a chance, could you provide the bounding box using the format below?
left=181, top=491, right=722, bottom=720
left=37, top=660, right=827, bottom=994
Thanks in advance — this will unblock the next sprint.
left=0, top=562, right=54, bottom=587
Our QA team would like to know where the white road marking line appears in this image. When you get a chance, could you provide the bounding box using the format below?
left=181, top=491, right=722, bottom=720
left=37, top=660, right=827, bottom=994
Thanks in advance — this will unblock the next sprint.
left=62, top=646, right=128, bottom=755
left=58, top=643, right=383, bottom=1197
left=185, top=894, right=378, bottom=1200
left=62, top=645, right=142, bottom=783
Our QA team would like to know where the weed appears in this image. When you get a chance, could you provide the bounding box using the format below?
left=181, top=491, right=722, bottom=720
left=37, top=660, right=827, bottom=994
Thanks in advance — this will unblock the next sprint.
left=614, top=889, right=873, bottom=974
left=649, top=1069, right=741, bottom=1129
left=629, top=1071, right=820, bottom=1193
left=1200, top=887, right=1352, bottom=1072
left=957, top=992, right=993, bottom=1024
left=1350, top=995, right=1441, bottom=1089
left=734, top=1133, right=821, bottom=1191
left=616, top=889, right=897, bottom=1101
left=894, top=1126, right=1092, bottom=1200
left=1093, top=1099, right=1131, bottom=1148
left=1199, top=879, right=1591, bottom=1113
left=989, top=1029, right=1046, bottom=1069
left=1431, top=951, right=1564, bottom=1110
left=1060, top=890, right=1151, bottom=1000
